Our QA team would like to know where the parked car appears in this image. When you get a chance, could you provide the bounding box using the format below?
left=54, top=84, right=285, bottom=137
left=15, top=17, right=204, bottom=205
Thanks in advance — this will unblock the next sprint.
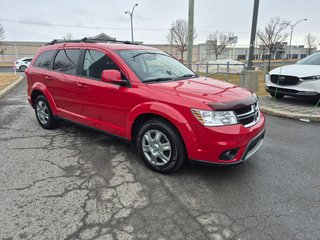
left=265, top=52, right=320, bottom=99
left=14, top=57, right=33, bottom=72
left=26, top=39, right=265, bottom=173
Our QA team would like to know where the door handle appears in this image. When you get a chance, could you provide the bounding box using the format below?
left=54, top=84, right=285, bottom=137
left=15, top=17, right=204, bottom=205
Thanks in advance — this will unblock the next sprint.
left=44, top=76, right=52, bottom=80
left=77, top=82, right=88, bottom=88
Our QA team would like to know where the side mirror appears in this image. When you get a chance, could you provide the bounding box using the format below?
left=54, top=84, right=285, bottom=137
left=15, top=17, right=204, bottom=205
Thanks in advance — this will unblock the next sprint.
left=101, top=70, right=123, bottom=84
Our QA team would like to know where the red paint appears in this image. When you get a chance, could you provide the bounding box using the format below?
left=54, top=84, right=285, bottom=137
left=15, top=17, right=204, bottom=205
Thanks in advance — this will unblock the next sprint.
left=26, top=42, right=265, bottom=164
left=101, top=69, right=122, bottom=84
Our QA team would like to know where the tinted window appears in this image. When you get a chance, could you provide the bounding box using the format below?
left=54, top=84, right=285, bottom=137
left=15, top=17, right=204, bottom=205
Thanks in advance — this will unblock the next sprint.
left=82, top=50, right=119, bottom=79
left=53, top=49, right=81, bottom=74
left=33, top=51, right=55, bottom=69
left=24, top=58, right=33, bottom=62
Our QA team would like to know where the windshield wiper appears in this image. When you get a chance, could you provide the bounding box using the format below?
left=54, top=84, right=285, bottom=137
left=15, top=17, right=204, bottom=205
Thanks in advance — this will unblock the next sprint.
left=166, top=70, right=178, bottom=77
left=143, top=77, right=173, bottom=83
left=179, top=74, right=199, bottom=78
left=131, top=52, right=168, bottom=58
left=144, top=74, right=198, bottom=83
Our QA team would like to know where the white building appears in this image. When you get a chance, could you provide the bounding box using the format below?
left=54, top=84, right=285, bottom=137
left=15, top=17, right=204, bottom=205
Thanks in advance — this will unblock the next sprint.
left=197, top=41, right=315, bottom=63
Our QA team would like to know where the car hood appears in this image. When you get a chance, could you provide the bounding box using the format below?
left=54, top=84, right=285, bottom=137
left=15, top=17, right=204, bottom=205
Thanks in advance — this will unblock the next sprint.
left=270, top=64, right=320, bottom=77
left=145, top=77, right=255, bottom=109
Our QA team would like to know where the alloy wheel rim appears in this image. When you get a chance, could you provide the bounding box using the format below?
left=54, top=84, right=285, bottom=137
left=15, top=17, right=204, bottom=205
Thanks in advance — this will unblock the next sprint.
left=36, top=100, right=49, bottom=125
left=142, top=129, right=172, bottom=166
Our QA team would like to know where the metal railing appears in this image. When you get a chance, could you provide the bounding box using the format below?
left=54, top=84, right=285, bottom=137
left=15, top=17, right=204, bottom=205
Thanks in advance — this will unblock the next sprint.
left=191, top=62, right=245, bottom=82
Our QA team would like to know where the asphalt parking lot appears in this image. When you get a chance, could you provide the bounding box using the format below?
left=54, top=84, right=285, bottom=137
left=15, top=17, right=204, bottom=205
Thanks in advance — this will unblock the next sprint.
left=0, top=81, right=319, bottom=240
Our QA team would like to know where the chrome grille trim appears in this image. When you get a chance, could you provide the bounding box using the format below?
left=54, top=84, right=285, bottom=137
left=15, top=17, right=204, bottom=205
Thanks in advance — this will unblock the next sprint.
left=235, top=102, right=260, bottom=128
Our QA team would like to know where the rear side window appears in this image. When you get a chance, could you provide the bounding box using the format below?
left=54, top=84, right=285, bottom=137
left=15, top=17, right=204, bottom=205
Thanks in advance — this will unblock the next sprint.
left=53, top=49, right=81, bottom=74
left=33, top=51, right=55, bottom=69
left=82, top=50, right=119, bottom=79
left=24, top=58, right=33, bottom=62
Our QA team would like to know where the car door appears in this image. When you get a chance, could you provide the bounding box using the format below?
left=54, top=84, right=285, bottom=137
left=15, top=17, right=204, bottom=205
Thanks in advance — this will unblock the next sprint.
left=76, top=48, right=129, bottom=137
left=46, top=48, right=82, bottom=120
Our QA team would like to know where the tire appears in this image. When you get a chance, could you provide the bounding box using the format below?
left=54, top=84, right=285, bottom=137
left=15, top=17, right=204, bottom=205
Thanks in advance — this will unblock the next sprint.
left=34, top=95, right=59, bottom=129
left=136, top=119, right=187, bottom=173
left=19, top=65, right=27, bottom=72
left=270, top=92, right=284, bottom=99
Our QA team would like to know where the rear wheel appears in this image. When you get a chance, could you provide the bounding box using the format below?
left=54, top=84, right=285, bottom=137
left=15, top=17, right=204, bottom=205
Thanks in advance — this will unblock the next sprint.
left=34, top=95, right=59, bottom=129
left=136, top=119, right=187, bottom=173
left=19, top=65, right=27, bottom=72
left=270, top=92, right=284, bottom=99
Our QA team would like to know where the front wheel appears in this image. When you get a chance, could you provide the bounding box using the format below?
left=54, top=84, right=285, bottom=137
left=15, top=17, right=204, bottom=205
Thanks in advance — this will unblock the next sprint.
left=34, top=95, right=59, bottom=129
left=136, top=119, right=187, bottom=173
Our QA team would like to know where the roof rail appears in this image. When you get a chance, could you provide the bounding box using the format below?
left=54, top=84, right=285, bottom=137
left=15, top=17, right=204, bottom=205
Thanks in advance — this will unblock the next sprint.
left=45, top=37, right=138, bottom=46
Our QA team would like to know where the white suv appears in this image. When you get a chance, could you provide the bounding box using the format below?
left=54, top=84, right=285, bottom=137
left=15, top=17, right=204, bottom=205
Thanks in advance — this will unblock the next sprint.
left=14, top=57, right=33, bottom=72
left=265, top=52, right=320, bottom=99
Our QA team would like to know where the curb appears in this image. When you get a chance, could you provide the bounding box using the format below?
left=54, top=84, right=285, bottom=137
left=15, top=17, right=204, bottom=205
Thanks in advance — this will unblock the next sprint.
left=0, top=75, right=24, bottom=99
left=260, top=106, right=320, bottom=122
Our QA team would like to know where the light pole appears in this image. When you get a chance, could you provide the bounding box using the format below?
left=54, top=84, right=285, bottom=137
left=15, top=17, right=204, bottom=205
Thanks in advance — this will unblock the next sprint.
left=247, top=0, right=259, bottom=70
left=125, top=3, right=138, bottom=43
left=288, top=18, right=307, bottom=59
left=187, top=0, right=194, bottom=67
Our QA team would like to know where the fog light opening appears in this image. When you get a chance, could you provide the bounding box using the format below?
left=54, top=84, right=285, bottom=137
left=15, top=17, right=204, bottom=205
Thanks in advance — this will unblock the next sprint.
left=219, top=148, right=239, bottom=160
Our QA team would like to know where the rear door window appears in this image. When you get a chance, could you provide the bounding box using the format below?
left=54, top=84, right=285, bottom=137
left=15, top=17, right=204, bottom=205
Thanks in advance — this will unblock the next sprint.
left=33, top=50, right=55, bottom=69
left=53, top=49, right=81, bottom=75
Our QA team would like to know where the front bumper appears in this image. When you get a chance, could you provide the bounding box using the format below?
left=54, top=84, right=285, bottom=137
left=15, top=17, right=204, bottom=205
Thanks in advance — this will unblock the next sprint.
left=187, top=113, right=266, bottom=164
left=265, top=75, right=320, bottom=98
left=265, top=86, right=320, bottom=98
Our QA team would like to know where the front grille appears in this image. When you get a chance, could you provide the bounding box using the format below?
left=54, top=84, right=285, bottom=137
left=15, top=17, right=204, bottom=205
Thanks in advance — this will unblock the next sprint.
left=270, top=75, right=300, bottom=86
left=235, top=102, right=260, bottom=128
left=234, top=105, right=252, bottom=115
left=268, top=87, right=298, bottom=93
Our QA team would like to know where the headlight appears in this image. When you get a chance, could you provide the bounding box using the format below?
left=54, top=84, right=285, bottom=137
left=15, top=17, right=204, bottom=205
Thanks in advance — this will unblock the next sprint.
left=191, top=109, right=238, bottom=126
left=265, top=73, right=270, bottom=80
left=301, top=75, right=320, bottom=81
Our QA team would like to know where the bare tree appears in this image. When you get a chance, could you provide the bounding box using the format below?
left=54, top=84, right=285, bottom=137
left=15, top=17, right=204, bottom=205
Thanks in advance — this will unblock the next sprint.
left=167, top=19, right=196, bottom=62
left=0, top=24, right=7, bottom=61
left=206, top=31, right=229, bottom=60
left=257, top=16, right=290, bottom=71
left=304, top=33, right=317, bottom=55
left=63, top=32, right=73, bottom=40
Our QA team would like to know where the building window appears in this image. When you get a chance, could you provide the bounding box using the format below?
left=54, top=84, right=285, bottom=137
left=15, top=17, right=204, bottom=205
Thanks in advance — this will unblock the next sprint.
left=300, top=54, right=307, bottom=59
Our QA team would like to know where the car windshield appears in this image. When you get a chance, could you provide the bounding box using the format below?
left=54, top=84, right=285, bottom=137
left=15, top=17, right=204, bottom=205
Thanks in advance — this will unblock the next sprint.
left=297, top=52, right=320, bottom=65
left=116, top=50, right=196, bottom=83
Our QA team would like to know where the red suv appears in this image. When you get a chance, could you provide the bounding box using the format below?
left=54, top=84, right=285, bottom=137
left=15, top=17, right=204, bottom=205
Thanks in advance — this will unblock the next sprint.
left=26, top=39, right=265, bottom=173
